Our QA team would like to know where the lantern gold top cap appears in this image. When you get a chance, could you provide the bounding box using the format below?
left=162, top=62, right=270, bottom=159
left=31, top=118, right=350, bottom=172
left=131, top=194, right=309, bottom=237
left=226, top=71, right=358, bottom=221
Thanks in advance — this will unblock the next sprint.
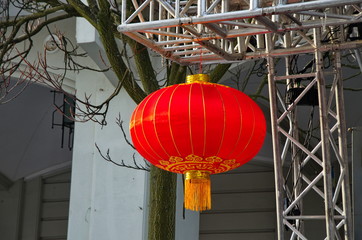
left=186, top=74, right=210, bottom=84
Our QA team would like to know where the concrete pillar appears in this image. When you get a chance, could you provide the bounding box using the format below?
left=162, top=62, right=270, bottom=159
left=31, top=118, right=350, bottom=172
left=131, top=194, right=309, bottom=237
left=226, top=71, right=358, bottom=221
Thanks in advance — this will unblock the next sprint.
left=67, top=67, right=148, bottom=240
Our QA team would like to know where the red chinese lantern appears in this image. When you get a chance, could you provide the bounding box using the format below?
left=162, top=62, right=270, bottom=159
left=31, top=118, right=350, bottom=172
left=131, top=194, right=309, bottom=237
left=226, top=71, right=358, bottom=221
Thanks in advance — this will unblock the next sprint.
left=130, top=74, right=266, bottom=211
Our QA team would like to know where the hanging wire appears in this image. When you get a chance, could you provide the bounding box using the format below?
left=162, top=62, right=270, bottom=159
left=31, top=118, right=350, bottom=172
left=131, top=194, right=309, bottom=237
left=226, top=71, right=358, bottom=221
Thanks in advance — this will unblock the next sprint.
left=199, top=47, right=203, bottom=74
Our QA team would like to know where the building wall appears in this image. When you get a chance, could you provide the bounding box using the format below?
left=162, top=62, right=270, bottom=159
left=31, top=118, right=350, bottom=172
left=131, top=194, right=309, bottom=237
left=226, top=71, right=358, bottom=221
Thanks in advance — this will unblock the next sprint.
left=0, top=170, right=71, bottom=240
left=67, top=59, right=147, bottom=239
left=0, top=181, right=23, bottom=240
left=199, top=162, right=276, bottom=240
left=352, top=127, right=362, bottom=239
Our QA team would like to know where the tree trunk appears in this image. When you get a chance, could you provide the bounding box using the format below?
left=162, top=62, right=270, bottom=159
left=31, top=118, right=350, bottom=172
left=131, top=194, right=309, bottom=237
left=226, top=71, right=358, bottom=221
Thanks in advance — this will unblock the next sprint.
left=148, top=166, right=177, bottom=240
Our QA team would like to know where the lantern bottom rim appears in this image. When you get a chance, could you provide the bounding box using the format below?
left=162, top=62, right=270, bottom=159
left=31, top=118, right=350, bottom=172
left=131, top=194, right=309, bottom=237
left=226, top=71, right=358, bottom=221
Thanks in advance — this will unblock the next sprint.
left=185, top=170, right=210, bottom=180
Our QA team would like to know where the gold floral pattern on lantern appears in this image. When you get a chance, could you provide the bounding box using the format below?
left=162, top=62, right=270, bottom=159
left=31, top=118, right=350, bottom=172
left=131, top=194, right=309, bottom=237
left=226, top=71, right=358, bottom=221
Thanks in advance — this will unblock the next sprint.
left=156, top=154, right=241, bottom=174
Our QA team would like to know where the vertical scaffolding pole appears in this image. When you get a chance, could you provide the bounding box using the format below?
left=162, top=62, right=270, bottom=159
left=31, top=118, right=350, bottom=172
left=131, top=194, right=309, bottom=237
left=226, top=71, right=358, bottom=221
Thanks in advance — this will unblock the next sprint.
left=334, top=50, right=353, bottom=239
left=266, top=33, right=285, bottom=240
left=285, top=30, right=303, bottom=240
left=313, top=25, right=336, bottom=239
left=267, top=27, right=353, bottom=240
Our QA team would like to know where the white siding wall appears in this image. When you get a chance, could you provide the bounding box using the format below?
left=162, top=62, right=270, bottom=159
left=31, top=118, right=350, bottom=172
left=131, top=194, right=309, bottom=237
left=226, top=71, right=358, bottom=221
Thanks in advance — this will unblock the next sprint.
left=199, top=162, right=277, bottom=240
left=67, top=64, right=148, bottom=240
left=0, top=170, right=71, bottom=240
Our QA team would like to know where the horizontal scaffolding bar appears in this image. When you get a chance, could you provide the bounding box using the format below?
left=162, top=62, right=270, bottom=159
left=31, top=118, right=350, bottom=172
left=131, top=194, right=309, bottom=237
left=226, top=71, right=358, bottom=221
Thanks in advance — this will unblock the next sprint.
left=275, top=72, right=316, bottom=81
left=118, top=0, right=362, bottom=32
left=245, top=40, right=362, bottom=59
left=285, top=215, right=345, bottom=220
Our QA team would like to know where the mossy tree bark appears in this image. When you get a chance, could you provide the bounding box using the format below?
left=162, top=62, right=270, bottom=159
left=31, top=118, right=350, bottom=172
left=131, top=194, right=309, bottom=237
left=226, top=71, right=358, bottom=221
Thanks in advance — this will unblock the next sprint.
left=148, top=167, right=177, bottom=240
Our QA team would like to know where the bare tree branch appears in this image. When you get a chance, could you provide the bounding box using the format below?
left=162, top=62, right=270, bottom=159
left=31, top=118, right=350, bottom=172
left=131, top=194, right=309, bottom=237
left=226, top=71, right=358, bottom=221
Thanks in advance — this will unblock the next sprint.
left=116, top=114, right=136, bottom=150
left=95, top=143, right=150, bottom=171
left=17, top=49, right=131, bottom=125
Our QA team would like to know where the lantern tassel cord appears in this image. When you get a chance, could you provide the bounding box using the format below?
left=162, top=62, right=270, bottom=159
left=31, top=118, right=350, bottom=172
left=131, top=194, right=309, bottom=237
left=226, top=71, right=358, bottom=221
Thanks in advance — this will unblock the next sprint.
left=184, top=170, right=211, bottom=211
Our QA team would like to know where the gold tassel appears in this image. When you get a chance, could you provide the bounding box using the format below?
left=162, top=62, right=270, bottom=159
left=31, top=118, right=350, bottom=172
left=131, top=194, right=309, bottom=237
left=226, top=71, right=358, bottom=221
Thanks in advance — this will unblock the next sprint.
left=184, top=170, right=211, bottom=212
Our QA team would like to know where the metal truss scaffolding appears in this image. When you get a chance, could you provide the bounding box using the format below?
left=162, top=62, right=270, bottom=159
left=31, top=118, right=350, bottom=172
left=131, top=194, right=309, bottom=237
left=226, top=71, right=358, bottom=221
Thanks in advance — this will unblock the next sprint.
left=118, top=0, right=362, bottom=64
left=117, top=0, right=362, bottom=239
left=266, top=30, right=352, bottom=239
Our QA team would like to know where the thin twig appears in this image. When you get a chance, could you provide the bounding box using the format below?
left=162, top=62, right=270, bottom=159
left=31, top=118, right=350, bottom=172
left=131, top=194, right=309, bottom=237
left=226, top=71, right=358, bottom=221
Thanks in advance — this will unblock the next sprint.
left=116, top=114, right=136, bottom=150
left=95, top=143, right=149, bottom=171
